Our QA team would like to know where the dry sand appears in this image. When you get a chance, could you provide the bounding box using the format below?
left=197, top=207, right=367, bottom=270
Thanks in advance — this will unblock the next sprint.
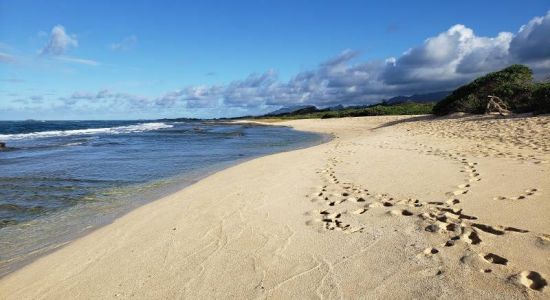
left=0, top=115, right=549, bottom=299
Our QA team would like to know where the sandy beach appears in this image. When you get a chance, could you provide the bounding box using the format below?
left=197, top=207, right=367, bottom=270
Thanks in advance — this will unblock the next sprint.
left=1, top=115, right=549, bottom=299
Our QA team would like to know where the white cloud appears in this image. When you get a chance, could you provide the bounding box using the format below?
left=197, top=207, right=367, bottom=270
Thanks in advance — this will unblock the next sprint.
left=37, top=25, right=99, bottom=66
left=455, top=32, right=512, bottom=74
left=0, top=52, right=16, bottom=63
left=509, top=10, right=550, bottom=77
left=40, top=25, right=78, bottom=56
left=57, top=89, right=151, bottom=111
left=55, top=56, right=99, bottom=66
left=70, top=91, right=96, bottom=100
left=0, top=27, right=99, bottom=69
left=30, top=95, right=43, bottom=102
left=381, top=24, right=507, bottom=87
left=224, top=10, right=550, bottom=108
left=510, top=10, right=550, bottom=62
left=110, top=35, right=138, bottom=51
left=19, top=10, right=550, bottom=117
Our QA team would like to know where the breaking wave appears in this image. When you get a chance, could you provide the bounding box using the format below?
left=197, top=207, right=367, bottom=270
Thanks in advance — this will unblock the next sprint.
left=0, top=122, right=173, bottom=140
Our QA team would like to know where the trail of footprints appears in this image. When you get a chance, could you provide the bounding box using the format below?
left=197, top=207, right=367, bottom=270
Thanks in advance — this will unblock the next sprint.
left=468, top=144, right=548, bottom=165
left=304, top=142, right=548, bottom=292
left=399, top=116, right=550, bottom=165
left=493, top=188, right=541, bottom=201
left=378, top=136, right=548, bottom=165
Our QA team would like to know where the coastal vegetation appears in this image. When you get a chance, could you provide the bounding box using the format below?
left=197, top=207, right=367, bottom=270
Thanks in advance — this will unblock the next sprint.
left=253, top=102, right=435, bottom=120
left=532, top=82, right=550, bottom=113
left=434, top=64, right=550, bottom=115
left=249, top=64, right=550, bottom=121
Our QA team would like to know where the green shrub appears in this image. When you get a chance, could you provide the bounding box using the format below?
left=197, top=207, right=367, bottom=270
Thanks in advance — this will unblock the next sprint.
left=261, top=102, right=435, bottom=120
left=531, top=83, right=550, bottom=114
left=433, top=64, right=534, bottom=115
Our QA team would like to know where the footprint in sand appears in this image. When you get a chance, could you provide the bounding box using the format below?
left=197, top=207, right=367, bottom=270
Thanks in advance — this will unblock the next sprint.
left=366, top=202, right=383, bottom=208
left=327, top=212, right=342, bottom=219
left=469, top=172, right=481, bottom=177
left=446, top=190, right=468, bottom=197
left=423, top=247, right=439, bottom=256
left=344, top=226, right=364, bottom=234
left=472, top=223, right=505, bottom=235
left=482, top=253, right=508, bottom=265
left=437, top=207, right=478, bottom=220
left=514, top=271, right=548, bottom=291
left=468, top=177, right=481, bottom=183
left=388, top=209, right=414, bottom=216
left=446, top=198, right=460, bottom=205
left=457, top=183, right=471, bottom=189
left=493, top=188, right=540, bottom=201
left=463, top=229, right=482, bottom=245
left=306, top=141, right=536, bottom=283
left=305, top=219, right=322, bottom=226
left=536, top=234, right=550, bottom=247
left=352, top=208, right=367, bottom=215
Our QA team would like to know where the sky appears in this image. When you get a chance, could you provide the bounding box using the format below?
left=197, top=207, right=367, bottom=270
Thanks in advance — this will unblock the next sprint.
left=1, top=0, right=550, bottom=120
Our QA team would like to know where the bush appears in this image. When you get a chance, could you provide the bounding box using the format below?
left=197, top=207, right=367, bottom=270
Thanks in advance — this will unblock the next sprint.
left=256, top=102, right=435, bottom=120
left=531, top=83, right=550, bottom=114
left=433, top=64, right=534, bottom=115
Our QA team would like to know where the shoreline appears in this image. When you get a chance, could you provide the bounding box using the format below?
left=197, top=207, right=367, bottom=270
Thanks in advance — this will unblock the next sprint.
left=0, top=123, right=328, bottom=278
left=1, top=115, right=549, bottom=299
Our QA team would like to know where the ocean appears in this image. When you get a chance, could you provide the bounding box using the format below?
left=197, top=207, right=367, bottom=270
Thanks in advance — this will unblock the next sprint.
left=0, top=119, right=323, bottom=275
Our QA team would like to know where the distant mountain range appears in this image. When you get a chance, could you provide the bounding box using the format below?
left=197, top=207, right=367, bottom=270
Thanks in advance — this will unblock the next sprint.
left=264, top=91, right=451, bottom=116
left=385, top=91, right=451, bottom=105
left=265, top=105, right=315, bottom=115
left=264, top=104, right=344, bottom=116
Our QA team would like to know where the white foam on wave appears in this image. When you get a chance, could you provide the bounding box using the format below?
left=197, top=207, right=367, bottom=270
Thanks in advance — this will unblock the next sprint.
left=0, top=122, right=174, bottom=140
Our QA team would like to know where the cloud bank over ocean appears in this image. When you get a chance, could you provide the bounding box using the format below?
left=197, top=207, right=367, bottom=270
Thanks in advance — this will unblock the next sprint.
left=3, top=10, right=550, bottom=118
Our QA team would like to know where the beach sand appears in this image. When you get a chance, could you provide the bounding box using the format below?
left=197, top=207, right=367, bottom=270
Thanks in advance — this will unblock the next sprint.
left=1, top=115, right=549, bottom=299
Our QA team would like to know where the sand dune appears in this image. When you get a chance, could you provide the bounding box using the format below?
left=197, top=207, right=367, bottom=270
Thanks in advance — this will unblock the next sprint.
left=1, top=115, right=548, bottom=299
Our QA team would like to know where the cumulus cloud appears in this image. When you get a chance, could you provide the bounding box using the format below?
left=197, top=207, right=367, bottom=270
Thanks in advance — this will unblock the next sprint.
left=37, top=25, right=100, bottom=66
left=134, top=8, right=550, bottom=113
left=30, top=95, right=43, bottom=102
left=41, top=25, right=78, bottom=56
left=153, top=85, right=225, bottom=108
left=380, top=11, right=550, bottom=89
left=320, top=49, right=360, bottom=68
left=379, top=24, right=517, bottom=92
left=510, top=10, right=550, bottom=62
left=154, top=90, right=184, bottom=107
left=181, top=86, right=224, bottom=108
left=21, top=10, right=550, bottom=117
left=69, top=91, right=96, bottom=100
left=223, top=70, right=279, bottom=107
left=182, top=9, right=550, bottom=109
left=455, top=32, right=512, bottom=74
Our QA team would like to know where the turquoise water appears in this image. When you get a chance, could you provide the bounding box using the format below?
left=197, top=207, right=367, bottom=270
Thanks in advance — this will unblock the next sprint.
left=0, top=120, right=323, bottom=275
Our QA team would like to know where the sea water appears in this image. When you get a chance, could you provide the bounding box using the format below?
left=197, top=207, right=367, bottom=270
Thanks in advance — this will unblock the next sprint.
left=0, top=120, right=322, bottom=275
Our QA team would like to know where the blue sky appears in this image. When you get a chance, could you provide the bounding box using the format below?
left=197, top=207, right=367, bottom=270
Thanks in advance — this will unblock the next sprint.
left=1, top=0, right=550, bottom=120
